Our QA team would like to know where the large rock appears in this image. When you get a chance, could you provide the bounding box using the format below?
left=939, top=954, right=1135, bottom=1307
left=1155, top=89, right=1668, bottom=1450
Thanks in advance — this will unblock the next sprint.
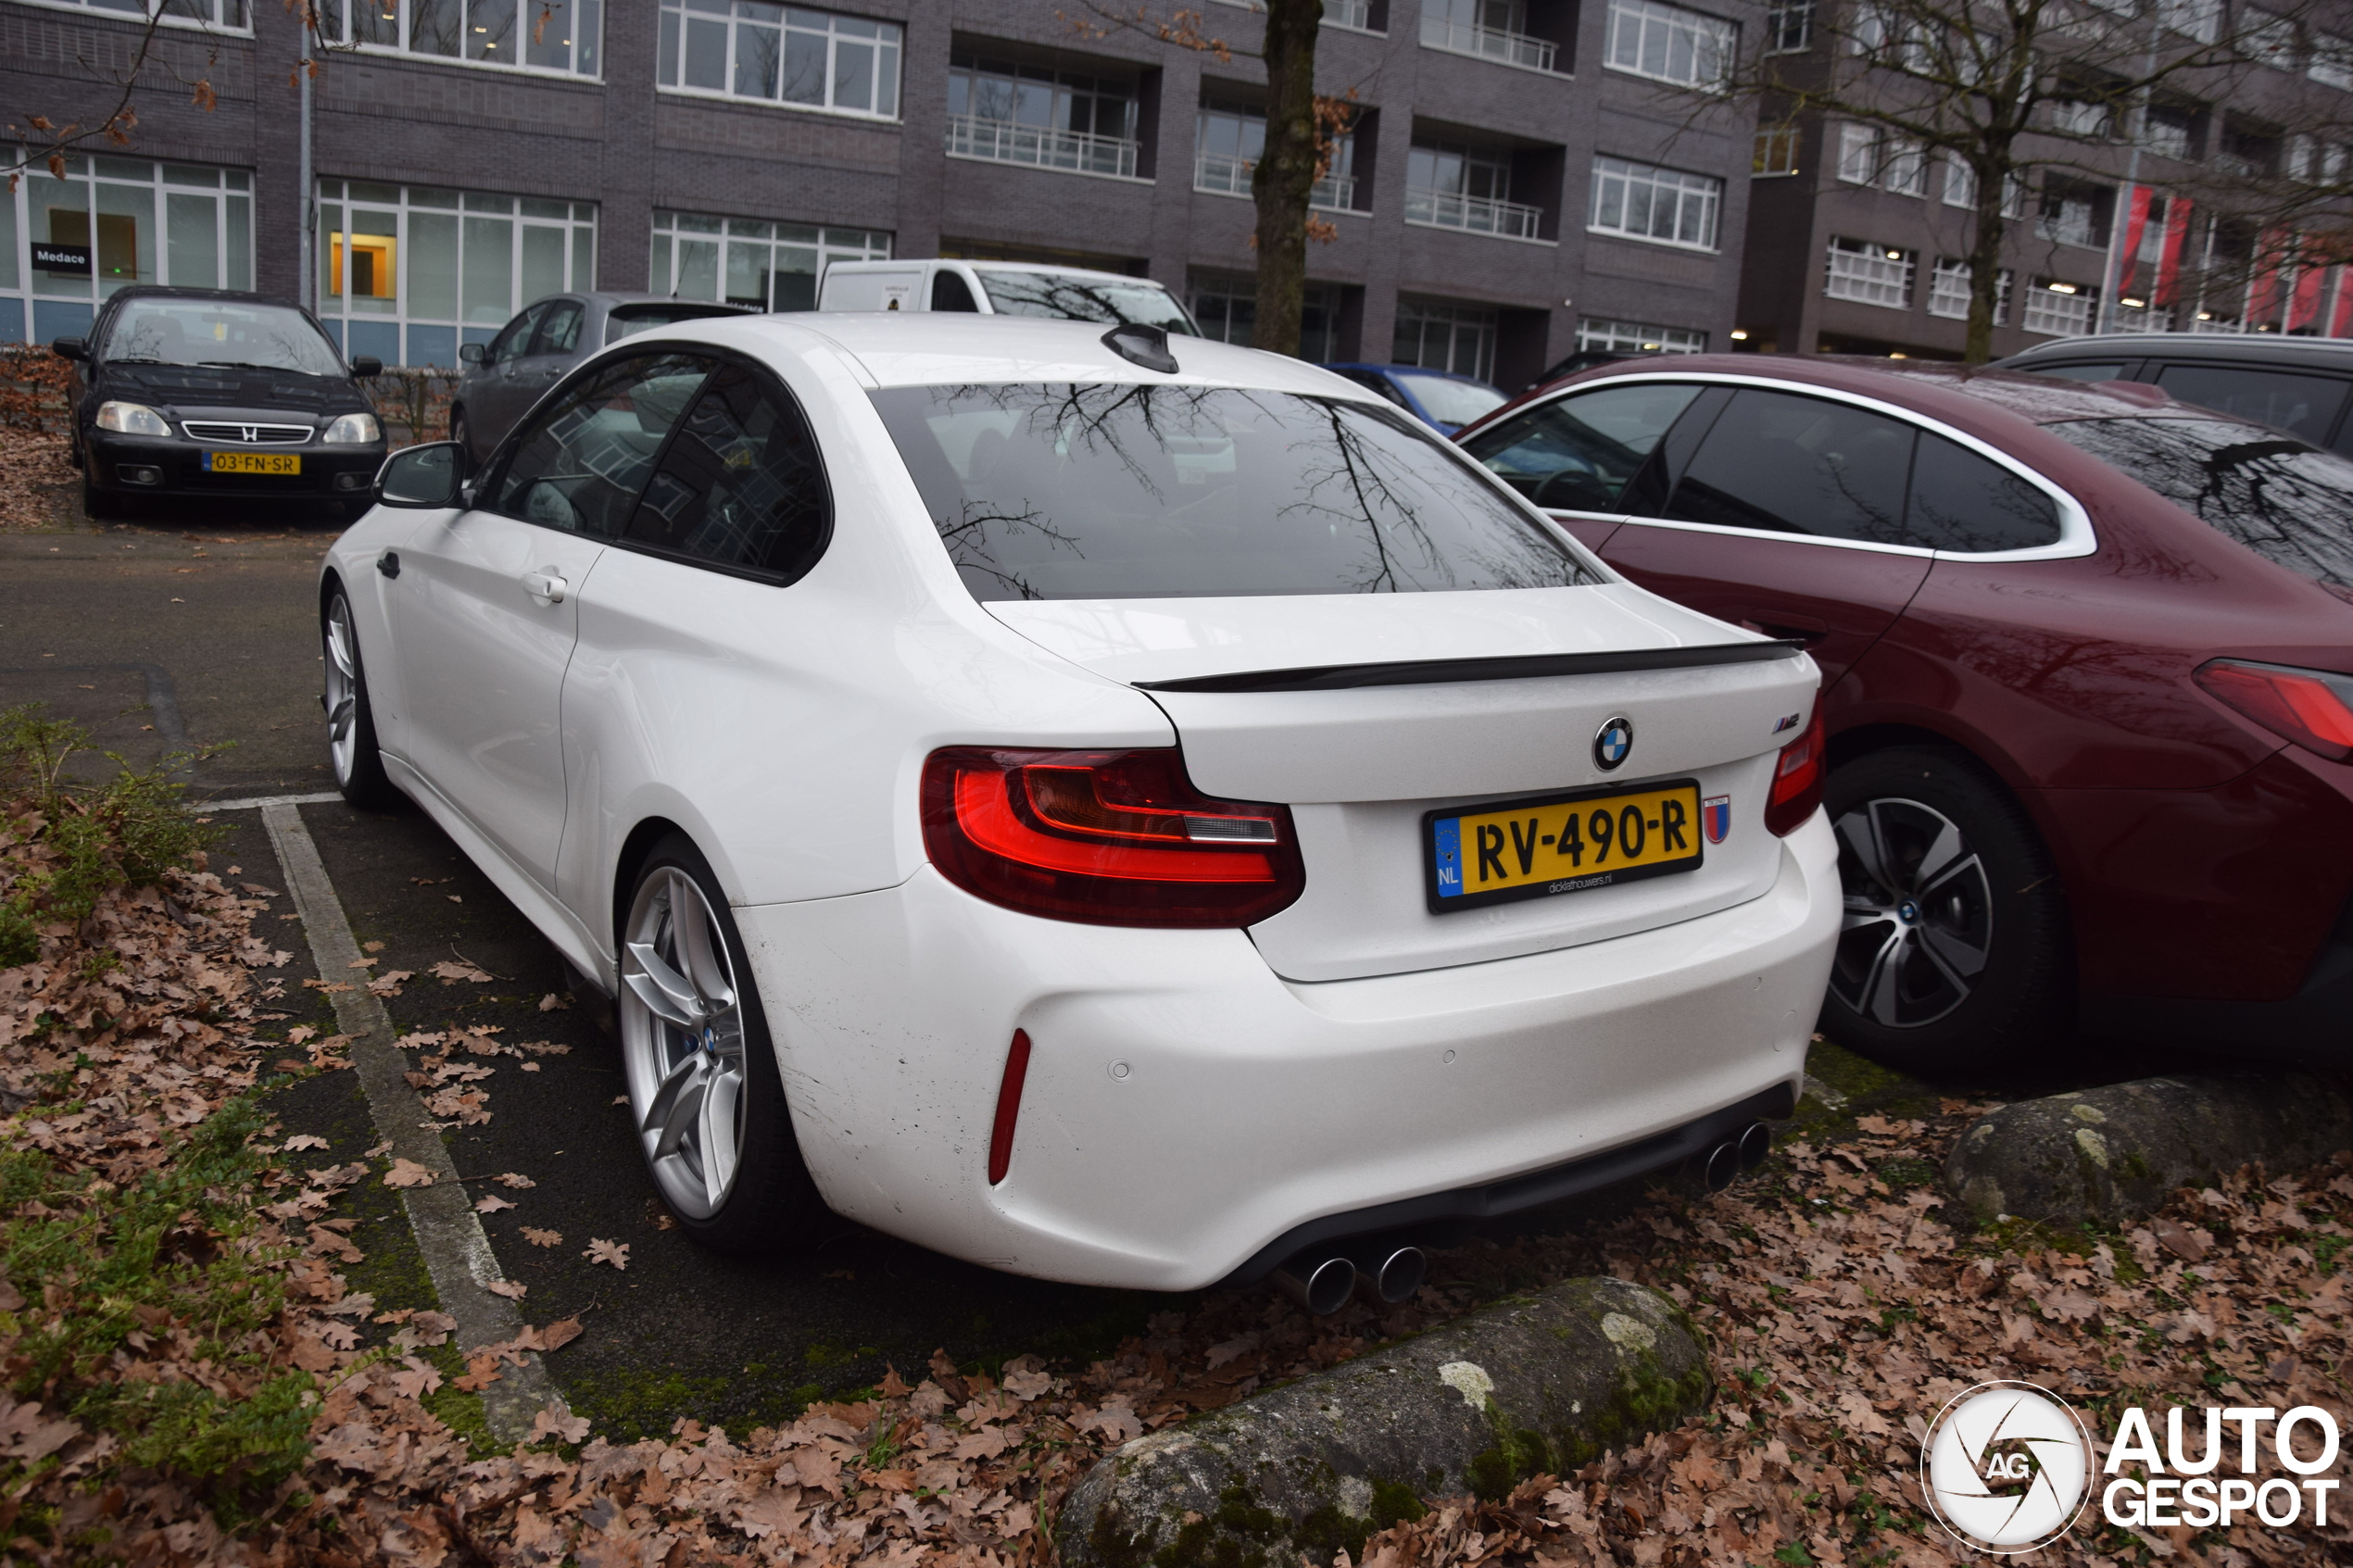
left=1056, top=1277, right=1706, bottom=1568
left=1944, top=1073, right=2353, bottom=1227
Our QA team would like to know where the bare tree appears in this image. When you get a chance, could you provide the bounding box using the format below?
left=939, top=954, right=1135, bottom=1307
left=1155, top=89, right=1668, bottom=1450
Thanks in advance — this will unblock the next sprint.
left=1066, top=0, right=1353, bottom=357
left=1, top=4, right=226, bottom=189
left=1705, top=0, right=2309, bottom=359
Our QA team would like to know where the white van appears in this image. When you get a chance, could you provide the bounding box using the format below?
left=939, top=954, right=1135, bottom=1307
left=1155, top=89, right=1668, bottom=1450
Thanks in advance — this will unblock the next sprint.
left=818, top=259, right=1200, bottom=334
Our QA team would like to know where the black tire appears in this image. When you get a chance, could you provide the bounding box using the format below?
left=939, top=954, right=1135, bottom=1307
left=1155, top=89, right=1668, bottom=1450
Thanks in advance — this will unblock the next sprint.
left=321, top=587, right=404, bottom=811
left=617, top=834, right=827, bottom=1255
left=1818, top=747, right=2070, bottom=1075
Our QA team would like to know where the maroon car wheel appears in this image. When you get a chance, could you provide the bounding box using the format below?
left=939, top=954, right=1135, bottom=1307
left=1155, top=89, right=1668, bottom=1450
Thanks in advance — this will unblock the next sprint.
left=1822, top=749, right=2071, bottom=1074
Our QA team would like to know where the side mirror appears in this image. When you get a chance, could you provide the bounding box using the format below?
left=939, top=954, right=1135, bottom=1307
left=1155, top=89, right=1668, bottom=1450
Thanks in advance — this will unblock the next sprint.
left=375, top=441, right=466, bottom=508
left=51, top=336, right=86, bottom=362
left=459, top=342, right=487, bottom=366
left=350, top=356, right=383, bottom=378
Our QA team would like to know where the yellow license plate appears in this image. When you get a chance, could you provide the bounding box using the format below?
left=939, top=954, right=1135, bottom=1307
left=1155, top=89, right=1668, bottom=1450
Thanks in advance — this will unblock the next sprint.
left=1427, top=780, right=1705, bottom=912
left=204, top=451, right=301, bottom=475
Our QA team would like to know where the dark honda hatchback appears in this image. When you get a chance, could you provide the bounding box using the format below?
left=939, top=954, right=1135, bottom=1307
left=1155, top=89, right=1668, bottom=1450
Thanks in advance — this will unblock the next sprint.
left=55, top=286, right=388, bottom=519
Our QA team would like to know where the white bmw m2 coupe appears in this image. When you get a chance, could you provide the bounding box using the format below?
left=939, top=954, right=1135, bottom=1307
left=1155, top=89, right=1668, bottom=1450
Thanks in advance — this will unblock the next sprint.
left=321, top=314, right=1838, bottom=1309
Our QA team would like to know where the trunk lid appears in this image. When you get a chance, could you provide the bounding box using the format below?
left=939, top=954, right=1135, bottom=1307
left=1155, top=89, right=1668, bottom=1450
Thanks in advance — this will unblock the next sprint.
left=987, top=587, right=1823, bottom=981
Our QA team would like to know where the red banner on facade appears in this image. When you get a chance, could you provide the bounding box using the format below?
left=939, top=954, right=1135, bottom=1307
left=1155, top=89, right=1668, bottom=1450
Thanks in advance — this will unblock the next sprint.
left=2120, top=187, right=2154, bottom=295
left=2155, top=200, right=2192, bottom=306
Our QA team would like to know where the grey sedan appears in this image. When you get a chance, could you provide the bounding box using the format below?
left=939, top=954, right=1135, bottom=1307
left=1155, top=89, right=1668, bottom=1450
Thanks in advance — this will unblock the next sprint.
left=450, top=292, right=749, bottom=461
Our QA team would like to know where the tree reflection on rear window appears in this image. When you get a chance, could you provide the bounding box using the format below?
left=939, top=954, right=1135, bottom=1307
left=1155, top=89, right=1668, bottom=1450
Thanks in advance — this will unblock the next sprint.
left=868, top=383, right=1598, bottom=602
left=2044, top=416, right=2353, bottom=591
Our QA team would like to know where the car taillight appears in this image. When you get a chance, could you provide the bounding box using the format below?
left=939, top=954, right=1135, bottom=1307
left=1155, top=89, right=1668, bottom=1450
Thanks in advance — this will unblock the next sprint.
left=2195, top=659, right=2353, bottom=762
left=1764, top=705, right=1826, bottom=837
left=920, top=747, right=1306, bottom=926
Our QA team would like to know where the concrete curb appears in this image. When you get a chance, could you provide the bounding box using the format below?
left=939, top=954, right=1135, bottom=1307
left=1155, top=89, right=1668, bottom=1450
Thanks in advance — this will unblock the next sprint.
left=1943, top=1072, right=2353, bottom=1228
left=1055, top=1276, right=1706, bottom=1568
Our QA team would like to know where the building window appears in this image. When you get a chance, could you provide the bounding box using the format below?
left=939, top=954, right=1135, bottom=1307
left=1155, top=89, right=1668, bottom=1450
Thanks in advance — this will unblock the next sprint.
left=1824, top=236, right=1915, bottom=308
left=2023, top=278, right=2095, bottom=336
left=1767, top=0, right=1809, bottom=50
left=1577, top=317, right=1705, bottom=353
left=320, top=0, right=600, bottom=75
left=1392, top=296, right=1498, bottom=382
left=1588, top=157, right=1720, bottom=249
left=1405, top=139, right=1542, bottom=238
left=1928, top=260, right=2011, bottom=323
left=1420, top=0, right=1558, bottom=72
left=2035, top=181, right=2111, bottom=248
left=1942, top=160, right=2024, bottom=214
left=19, top=0, right=247, bottom=27
left=649, top=211, right=888, bottom=312
left=315, top=182, right=597, bottom=368
left=947, top=53, right=1140, bottom=178
left=1189, top=270, right=1343, bottom=361
left=1195, top=105, right=1357, bottom=210
left=6, top=156, right=253, bottom=345
left=2141, top=104, right=2196, bottom=160
left=1604, top=0, right=1734, bottom=86
left=1324, top=0, right=1376, bottom=30
left=1837, top=124, right=1924, bottom=194
left=1754, top=126, right=1801, bottom=174
left=658, top=3, right=897, bottom=115
left=2158, top=0, right=2218, bottom=43
left=2310, top=31, right=2353, bottom=89
left=2246, top=8, right=2296, bottom=69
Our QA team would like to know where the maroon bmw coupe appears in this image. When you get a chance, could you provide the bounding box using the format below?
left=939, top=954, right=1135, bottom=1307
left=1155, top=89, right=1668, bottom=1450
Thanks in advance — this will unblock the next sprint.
left=1455, top=357, right=2353, bottom=1072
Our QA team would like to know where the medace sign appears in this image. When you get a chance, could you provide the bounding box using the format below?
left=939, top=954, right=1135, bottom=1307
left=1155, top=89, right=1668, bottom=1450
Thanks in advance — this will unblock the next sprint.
left=31, top=242, right=90, bottom=273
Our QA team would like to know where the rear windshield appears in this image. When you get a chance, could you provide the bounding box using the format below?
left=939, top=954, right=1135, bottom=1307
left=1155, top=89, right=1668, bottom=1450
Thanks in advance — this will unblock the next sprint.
left=869, top=383, right=1595, bottom=601
left=2045, top=416, right=2353, bottom=590
left=606, top=304, right=741, bottom=345
left=1390, top=370, right=1506, bottom=426
left=975, top=272, right=1198, bottom=335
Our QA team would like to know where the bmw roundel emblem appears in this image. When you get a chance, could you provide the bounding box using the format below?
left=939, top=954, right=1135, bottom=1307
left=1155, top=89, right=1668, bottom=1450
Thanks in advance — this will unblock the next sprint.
left=1592, top=715, right=1634, bottom=771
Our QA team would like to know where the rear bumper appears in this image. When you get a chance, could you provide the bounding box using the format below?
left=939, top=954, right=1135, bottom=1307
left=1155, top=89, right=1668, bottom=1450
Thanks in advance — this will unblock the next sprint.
left=736, top=811, right=1837, bottom=1292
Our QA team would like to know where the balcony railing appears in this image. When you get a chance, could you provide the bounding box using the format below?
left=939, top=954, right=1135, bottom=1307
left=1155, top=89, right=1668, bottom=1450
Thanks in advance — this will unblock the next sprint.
left=1404, top=188, right=1543, bottom=238
left=947, top=115, right=1140, bottom=179
left=1324, top=0, right=1373, bottom=28
left=1194, top=152, right=1356, bottom=210
left=1419, top=14, right=1557, bottom=70
left=2034, top=214, right=2105, bottom=249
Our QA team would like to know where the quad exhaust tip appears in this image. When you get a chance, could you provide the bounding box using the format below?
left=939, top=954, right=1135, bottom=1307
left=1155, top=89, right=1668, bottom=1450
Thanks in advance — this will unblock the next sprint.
left=1273, top=1244, right=1427, bottom=1315
left=1703, top=1121, right=1775, bottom=1191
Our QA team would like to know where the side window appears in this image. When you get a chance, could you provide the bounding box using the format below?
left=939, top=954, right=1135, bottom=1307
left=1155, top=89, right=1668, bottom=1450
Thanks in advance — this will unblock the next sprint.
left=626, top=365, right=832, bottom=582
left=533, top=301, right=585, bottom=357
left=1338, top=370, right=1410, bottom=409
left=487, top=305, right=543, bottom=365
left=1905, top=433, right=2062, bottom=552
left=932, top=270, right=979, bottom=312
left=2023, top=361, right=2130, bottom=383
left=1460, top=383, right=1703, bottom=513
left=2152, top=363, right=2351, bottom=447
left=484, top=353, right=713, bottom=539
left=1667, top=389, right=1916, bottom=545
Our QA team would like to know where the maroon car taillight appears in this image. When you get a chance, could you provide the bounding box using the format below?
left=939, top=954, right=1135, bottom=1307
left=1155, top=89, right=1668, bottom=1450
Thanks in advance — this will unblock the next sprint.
left=920, top=747, right=1306, bottom=926
left=1764, top=706, right=1826, bottom=836
left=2195, top=659, right=2353, bottom=762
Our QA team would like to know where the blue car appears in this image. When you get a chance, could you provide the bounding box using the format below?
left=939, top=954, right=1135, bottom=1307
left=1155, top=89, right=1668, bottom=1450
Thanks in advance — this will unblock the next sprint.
left=1324, top=362, right=1510, bottom=433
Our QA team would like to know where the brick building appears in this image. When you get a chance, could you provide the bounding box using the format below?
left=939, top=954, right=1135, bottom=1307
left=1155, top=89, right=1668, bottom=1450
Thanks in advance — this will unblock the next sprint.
left=1735, top=0, right=2353, bottom=358
left=0, top=0, right=1762, bottom=383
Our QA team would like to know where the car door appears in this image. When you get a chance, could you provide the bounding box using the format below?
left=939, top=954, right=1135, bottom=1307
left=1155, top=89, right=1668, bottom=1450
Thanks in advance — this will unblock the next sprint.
left=393, top=350, right=714, bottom=888
left=1597, top=383, right=1934, bottom=687
left=510, top=299, right=585, bottom=419
left=470, top=304, right=547, bottom=445
left=1456, top=380, right=1706, bottom=553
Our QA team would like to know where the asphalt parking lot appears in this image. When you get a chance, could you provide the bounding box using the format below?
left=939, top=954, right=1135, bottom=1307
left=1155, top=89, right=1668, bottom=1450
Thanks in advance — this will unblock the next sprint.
left=0, top=488, right=2196, bottom=1440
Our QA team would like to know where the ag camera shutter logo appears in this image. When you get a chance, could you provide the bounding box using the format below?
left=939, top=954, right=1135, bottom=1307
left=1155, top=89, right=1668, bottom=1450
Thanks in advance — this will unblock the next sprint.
left=1920, top=1380, right=2093, bottom=1553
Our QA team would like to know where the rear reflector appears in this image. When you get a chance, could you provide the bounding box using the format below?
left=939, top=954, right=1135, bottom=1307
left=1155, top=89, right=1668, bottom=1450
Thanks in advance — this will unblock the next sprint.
left=1764, top=704, right=1826, bottom=837
left=2196, top=659, right=2353, bottom=762
left=988, top=1029, right=1032, bottom=1185
left=921, top=747, right=1306, bottom=926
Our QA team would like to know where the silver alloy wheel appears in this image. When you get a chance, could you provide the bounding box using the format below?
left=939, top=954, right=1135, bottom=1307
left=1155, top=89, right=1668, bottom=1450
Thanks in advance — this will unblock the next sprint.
left=323, top=596, right=362, bottom=785
left=1830, top=797, right=1994, bottom=1030
left=620, top=866, right=749, bottom=1221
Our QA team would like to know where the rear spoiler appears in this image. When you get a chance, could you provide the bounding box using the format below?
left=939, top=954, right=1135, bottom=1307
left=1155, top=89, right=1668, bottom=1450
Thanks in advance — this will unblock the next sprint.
left=1132, top=640, right=1806, bottom=695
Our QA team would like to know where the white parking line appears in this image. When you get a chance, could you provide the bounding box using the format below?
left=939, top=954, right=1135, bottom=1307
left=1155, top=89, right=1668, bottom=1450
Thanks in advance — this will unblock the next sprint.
left=259, top=800, right=569, bottom=1441
left=201, top=790, right=345, bottom=812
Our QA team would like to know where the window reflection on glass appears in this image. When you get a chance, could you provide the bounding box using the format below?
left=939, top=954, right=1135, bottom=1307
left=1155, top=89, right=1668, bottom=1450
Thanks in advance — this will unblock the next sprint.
left=102, top=297, right=346, bottom=377
left=868, top=383, right=1595, bottom=602
left=489, top=354, right=713, bottom=538
left=1462, top=383, right=1702, bottom=510
left=975, top=271, right=1196, bottom=333
left=2045, top=416, right=2353, bottom=591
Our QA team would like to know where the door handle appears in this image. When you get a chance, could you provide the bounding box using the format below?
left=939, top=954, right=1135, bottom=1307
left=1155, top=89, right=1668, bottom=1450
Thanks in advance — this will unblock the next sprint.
left=376, top=550, right=400, bottom=579
left=522, top=571, right=567, bottom=605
